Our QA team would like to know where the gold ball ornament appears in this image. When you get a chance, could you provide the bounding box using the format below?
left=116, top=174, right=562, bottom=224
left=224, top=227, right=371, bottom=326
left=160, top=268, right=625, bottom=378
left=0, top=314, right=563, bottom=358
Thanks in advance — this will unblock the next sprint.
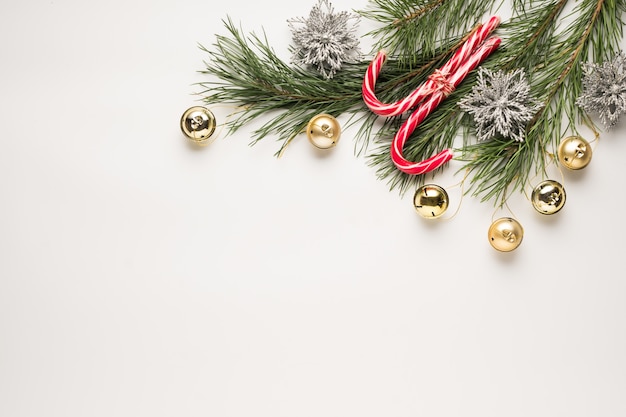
left=557, top=135, right=592, bottom=170
left=488, top=217, right=524, bottom=252
left=306, top=114, right=341, bottom=149
left=413, top=184, right=449, bottom=219
left=531, top=180, right=566, bottom=215
left=180, top=106, right=216, bottom=145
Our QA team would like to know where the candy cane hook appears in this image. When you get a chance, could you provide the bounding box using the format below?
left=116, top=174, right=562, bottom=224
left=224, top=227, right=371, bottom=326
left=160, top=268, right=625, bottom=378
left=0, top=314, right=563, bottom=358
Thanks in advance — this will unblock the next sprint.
left=362, top=16, right=502, bottom=175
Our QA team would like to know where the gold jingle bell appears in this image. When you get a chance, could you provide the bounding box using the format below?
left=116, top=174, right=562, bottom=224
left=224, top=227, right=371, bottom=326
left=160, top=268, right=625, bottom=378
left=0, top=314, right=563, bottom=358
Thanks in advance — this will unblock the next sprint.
left=531, top=180, right=566, bottom=215
left=306, top=114, right=341, bottom=149
left=413, top=184, right=449, bottom=219
left=488, top=217, right=524, bottom=252
left=557, top=135, right=592, bottom=170
left=180, top=106, right=216, bottom=145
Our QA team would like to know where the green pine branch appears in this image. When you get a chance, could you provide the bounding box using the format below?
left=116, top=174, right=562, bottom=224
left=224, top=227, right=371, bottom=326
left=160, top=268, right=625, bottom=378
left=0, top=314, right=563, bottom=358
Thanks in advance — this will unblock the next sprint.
left=197, top=17, right=366, bottom=156
left=461, top=0, right=626, bottom=204
left=198, top=17, right=475, bottom=156
left=359, top=0, right=497, bottom=65
left=196, top=0, right=626, bottom=207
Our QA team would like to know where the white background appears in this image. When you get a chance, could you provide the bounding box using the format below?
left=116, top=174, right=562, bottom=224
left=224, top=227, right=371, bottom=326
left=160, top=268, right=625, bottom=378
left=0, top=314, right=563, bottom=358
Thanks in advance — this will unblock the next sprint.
left=1, top=1, right=625, bottom=416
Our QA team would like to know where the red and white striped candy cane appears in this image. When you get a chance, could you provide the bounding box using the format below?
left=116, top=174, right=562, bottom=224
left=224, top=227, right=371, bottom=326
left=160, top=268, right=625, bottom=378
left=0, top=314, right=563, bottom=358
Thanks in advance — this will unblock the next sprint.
left=391, top=36, right=501, bottom=174
left=362, top=16, right=501, bottom=175
left=363, top=16, right=501, bottom=117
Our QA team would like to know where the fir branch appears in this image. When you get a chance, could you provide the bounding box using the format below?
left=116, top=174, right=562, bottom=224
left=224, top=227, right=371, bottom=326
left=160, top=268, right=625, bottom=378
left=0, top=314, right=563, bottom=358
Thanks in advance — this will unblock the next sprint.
left=461, top=0, right=626, bottom=204
left=392, top=0, right=445, bottom=26
left=458, top=0, right=569, bottom=203
left=198, top=17, right=367, bottom=156
left=198, top=17, right=475, bottom=156
left=358, top=0, right=496, bottom=64
left=501, top=0, right=568, bottom=73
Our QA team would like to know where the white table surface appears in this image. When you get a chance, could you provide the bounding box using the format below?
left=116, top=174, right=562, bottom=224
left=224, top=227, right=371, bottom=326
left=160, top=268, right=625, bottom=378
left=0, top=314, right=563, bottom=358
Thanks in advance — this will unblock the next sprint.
left=1, top=1, right=625, bottom=416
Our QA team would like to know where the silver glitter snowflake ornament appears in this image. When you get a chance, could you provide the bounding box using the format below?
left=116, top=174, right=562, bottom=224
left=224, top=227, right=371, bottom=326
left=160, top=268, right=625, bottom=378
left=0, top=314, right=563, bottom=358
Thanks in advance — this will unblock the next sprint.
left=459, top=68, right=542, bottom=142
left=577, top=52, right=626, bottom=129
left=288, top=0, right=360, bottom=79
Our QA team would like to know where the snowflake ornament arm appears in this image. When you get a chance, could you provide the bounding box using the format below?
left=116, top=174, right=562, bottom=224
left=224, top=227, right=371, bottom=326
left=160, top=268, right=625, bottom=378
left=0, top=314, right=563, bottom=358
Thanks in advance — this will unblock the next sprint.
left=459, top=68, right=542, bottom=142
left=576, top=52, right=626, bottom=129
left=288, top=0, right=361, bottom=79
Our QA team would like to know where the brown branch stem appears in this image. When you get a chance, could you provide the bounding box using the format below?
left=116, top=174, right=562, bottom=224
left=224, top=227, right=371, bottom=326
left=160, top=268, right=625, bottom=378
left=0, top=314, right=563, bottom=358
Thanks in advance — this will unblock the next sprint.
left=393, top=0, right=446, bottom=27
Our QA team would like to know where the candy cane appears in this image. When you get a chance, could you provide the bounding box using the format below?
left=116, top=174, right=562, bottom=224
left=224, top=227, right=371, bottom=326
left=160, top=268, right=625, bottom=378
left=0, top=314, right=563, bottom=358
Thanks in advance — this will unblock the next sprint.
left=363, top=16, right=500, bottom=117
left=391, top=37, right=501, bottom=174
left=362, top=16, right=501, bottom=175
